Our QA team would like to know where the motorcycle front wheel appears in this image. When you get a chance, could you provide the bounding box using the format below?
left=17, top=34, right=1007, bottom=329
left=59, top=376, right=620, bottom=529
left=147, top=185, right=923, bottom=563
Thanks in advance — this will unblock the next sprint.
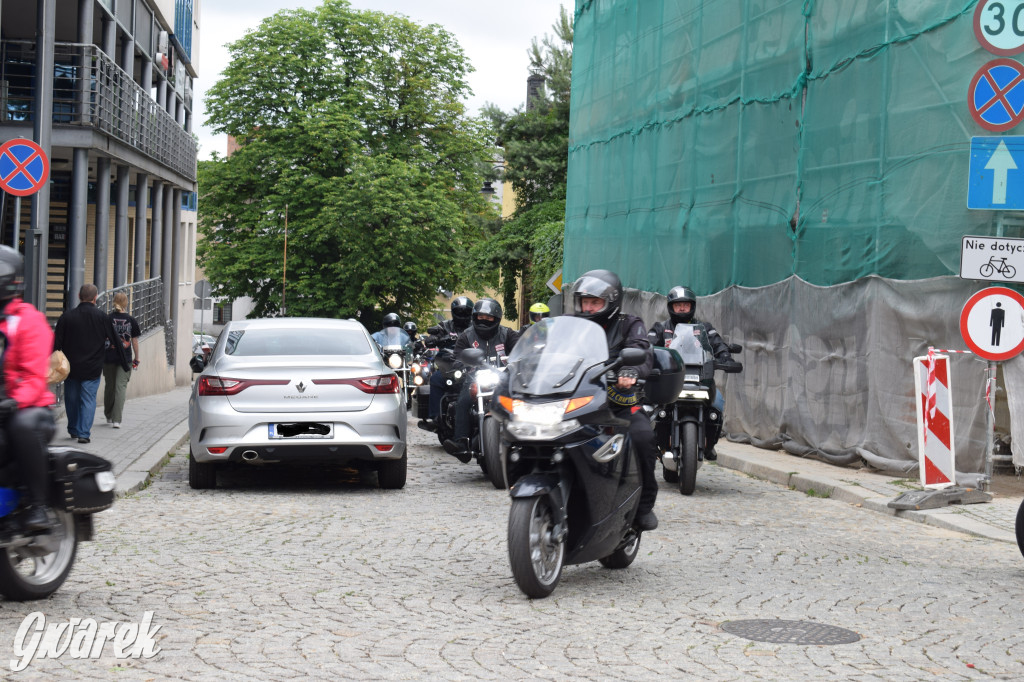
left=482, top=417, right=505, bottom=489
left=679, top=421, right=699, bottom=496
left=0, top=510, right=78, bottom=601
left=1016, top=498, right=1024, bottom=559
left=508, top=496, right=565, bottom=598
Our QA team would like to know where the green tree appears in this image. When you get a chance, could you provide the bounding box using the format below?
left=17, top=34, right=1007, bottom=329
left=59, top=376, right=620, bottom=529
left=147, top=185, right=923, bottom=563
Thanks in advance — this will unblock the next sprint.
left=199, top=0, right=495, bottom=324
left=476, top=6, right=571, bottom=319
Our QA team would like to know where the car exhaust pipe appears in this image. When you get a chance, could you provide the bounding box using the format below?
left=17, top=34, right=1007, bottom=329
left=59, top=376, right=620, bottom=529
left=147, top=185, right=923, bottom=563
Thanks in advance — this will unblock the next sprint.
left=241, top=450, right=259, bottom=462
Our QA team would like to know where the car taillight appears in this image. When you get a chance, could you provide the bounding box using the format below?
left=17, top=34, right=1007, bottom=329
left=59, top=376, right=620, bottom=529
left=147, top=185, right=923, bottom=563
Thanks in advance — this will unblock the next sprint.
left=198, top=376, right=288, bottom=396
left=312, top=375, right=400, bottom=394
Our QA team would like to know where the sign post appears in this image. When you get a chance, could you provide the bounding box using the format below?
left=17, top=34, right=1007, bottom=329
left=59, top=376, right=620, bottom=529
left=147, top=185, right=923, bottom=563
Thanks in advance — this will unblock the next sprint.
left=195, top=280, right=212, bottom=337
left=960, top=286, right=1024, bottom=485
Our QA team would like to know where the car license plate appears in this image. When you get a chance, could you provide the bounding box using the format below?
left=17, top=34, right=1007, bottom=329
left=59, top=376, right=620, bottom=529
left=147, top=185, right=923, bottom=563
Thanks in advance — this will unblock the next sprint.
left=268, top=422, right=333, bottom=439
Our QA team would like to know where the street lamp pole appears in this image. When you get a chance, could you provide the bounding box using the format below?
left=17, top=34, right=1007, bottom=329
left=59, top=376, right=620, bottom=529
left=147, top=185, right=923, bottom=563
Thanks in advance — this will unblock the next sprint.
left=282, top=204, right=288, bottom=316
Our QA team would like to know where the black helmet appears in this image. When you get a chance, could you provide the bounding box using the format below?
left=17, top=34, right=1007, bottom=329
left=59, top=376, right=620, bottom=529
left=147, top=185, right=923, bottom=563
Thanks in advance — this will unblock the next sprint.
left=403, top=321, right=418, bottom=336
left=450, top=296, right=473, bottom=331
left=382, top=312, right=401, bottom=328
left=666, top=286, right=697, bottom=325
left=472, top=298, right=502, bottom=340
left=570, top=269, right=622, bottom=325
left=0, top=246, right=24, bottom=302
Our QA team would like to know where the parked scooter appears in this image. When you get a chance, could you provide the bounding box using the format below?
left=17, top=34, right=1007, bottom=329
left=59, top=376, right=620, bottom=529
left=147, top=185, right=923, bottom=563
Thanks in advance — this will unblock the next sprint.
left=491, top=316, right=680, bottom=598
left=650, top=322, right=742, bottom=495
left=0, top=416, right=116, bottom=600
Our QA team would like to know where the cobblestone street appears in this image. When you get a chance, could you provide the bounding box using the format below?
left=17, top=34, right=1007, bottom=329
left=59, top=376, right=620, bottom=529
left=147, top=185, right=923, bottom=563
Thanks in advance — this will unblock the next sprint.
left=2, top=419, right=1022, bottom=680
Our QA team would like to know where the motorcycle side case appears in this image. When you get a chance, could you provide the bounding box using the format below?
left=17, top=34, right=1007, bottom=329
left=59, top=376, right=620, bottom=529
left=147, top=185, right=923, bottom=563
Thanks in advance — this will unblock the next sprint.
left=645, top=347, right=686, bottom=405
left=49, top=448, right=115, bottom=514
left=412, top=385, right=431, bottom=419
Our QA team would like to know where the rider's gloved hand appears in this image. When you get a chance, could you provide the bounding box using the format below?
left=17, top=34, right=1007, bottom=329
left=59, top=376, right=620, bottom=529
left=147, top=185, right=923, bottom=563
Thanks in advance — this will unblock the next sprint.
left=616, top=366, right=638, bottom=389
left=0, top=397, right=18, bottom=417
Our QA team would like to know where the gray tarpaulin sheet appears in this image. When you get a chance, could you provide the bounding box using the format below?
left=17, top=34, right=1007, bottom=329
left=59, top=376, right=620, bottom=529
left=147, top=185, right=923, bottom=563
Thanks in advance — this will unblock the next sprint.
left=609, top=275, right=1011, bottom=478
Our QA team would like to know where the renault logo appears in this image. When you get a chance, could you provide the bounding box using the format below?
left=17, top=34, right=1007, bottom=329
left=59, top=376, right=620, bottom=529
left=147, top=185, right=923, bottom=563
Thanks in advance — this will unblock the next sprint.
left=296, top=381, right=306, bottom=393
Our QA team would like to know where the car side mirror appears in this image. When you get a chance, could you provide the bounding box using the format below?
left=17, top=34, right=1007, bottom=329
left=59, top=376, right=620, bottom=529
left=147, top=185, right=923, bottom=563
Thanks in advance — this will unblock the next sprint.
left=190, top=354, right=206, bottom=373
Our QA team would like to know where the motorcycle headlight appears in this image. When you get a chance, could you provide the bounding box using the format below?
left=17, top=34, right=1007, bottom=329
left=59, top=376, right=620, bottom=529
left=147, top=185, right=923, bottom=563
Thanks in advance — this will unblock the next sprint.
left=411, top=363, right=421, bottom=374
left=387, top=354, right=403, bottom=369
left=454, top=370, right=463, bottom=380
left=507, top=419, right=580, bottom=440
left=475, top=369, right=500, bottom=389
left=413, top=375, right=424, bottom=386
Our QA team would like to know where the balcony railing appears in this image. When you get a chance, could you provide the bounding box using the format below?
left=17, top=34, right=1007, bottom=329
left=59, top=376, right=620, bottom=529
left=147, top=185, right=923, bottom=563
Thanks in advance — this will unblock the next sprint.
left=0, top=40, right=197, bottom=182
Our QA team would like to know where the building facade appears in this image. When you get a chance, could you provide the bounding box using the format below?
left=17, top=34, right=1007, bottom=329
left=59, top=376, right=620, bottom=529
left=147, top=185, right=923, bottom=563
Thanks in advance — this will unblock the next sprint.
left=1, top=0, right=200, bottom=394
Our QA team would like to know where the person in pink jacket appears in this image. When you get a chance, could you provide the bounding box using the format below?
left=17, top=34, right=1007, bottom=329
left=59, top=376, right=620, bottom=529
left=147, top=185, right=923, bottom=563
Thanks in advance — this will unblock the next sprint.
left=0, top=246, right=56, bottom=530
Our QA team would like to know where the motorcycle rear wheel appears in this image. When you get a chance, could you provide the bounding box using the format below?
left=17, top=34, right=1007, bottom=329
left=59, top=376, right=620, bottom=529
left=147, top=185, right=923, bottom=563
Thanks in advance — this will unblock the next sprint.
left=0, top=510, right=78, bottom=601
left=599, top=531, right=641, bottom=569
left=482, top=417, right=505, bottom=489
left=1016, top=498, right=1024, bottom=559
left=679, top=422, right=698, bottom=496
left=508, top=496, right=564, bottom=599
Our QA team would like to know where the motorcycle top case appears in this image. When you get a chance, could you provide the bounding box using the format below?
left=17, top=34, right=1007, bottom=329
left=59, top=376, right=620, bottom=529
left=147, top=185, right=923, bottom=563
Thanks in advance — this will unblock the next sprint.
left=49, top=448, right=115, bottom=513
left=644, top=347, right=687, bottom=405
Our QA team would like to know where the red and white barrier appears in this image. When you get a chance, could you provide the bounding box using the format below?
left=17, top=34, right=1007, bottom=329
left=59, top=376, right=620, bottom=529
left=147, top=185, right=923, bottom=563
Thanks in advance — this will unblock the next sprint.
left=913, top=351, right=956, bottom=488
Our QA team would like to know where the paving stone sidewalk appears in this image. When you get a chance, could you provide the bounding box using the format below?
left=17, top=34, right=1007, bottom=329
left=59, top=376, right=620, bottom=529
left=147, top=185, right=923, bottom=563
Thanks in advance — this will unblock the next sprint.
left=54, top=383, right=1023, bottom=546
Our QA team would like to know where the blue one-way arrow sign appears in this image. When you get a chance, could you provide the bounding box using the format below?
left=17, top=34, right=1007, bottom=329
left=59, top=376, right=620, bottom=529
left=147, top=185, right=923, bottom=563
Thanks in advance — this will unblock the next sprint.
left=969, top=136, right=1024, bottom=209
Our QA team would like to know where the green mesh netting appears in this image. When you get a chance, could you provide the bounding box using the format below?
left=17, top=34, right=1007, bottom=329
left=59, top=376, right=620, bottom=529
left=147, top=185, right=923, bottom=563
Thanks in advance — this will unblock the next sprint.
left=565, top=0, right=998, bottom=294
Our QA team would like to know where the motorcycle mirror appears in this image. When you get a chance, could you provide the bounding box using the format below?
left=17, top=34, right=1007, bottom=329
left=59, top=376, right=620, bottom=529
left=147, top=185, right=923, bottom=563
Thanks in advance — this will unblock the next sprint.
left=189, top=354, right=206, bottom=373
left=619, top=348, right=647, bottom=366
left=460, top=348, right=485, bottom=367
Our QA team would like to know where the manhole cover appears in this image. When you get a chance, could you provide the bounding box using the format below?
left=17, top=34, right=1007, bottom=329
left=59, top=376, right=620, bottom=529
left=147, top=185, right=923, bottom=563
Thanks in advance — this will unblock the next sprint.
left=720, top=619, right=861, bottom=645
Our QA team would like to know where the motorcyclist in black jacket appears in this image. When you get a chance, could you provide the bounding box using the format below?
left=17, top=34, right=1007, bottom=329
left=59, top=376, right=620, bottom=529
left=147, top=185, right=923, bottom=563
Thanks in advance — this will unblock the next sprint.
left=442, top=298, right=518, bottom=462
left=571, top=269, right=660, bottom=531
left=419, top=297, right=474, bottom=430
left=648, top=285, right=739, bottom=459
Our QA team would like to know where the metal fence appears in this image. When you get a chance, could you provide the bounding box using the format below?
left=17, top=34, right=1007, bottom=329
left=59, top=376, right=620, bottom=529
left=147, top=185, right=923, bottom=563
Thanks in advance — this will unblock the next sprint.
left=0, top=40, right=197, bottom=181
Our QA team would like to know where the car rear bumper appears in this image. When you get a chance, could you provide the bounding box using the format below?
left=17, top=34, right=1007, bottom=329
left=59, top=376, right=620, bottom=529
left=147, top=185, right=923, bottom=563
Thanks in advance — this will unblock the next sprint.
left=189, top=398, right=406, bottom=464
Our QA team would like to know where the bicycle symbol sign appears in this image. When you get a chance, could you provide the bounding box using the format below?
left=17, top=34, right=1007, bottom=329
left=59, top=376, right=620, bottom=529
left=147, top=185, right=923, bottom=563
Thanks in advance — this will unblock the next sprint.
left=961, top=235, right=1024, bottom=283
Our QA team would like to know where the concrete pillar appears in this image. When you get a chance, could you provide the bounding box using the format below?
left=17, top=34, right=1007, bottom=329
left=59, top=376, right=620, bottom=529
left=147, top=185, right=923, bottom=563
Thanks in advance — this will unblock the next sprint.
left=77, top=0, right=94, bottom=125
left=26, top=0, right=55, bottom=309
left=114, top=165, right=129, bottom=287
left=94, top=157, right=111, bottom=291
left=121, top=36, right=134, bottom=80
left=170, top=189, right=182, bottom=353
left=141, top=58, right=153, bottom=97
left=150, top=181, right=163, bottom=281
left=67, top=148, right=89, bottom=303
left=161, top=188, right=173, bottom=319
left=102, top=16, right=116, bottom=58
left=134, top=173, right=148, bottom=281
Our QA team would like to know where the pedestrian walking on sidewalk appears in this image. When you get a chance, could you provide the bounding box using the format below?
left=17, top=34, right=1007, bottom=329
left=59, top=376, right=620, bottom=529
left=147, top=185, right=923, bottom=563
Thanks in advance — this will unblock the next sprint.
left=54, top=284, right=123, bottom=444
left=103, top=292, right=141, bottom=428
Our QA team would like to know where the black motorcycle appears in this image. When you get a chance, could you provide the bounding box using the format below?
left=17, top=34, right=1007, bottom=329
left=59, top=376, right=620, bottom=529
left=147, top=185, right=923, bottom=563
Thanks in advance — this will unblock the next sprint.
left=458, top=349, right=506, bottom=489
left=649, top=323, right=742, bottom=495
left=491, top=316, right=682, bottom=598
left=0, top=414, right=115, bottom=600
left=377, top=329, right=413, bottom=409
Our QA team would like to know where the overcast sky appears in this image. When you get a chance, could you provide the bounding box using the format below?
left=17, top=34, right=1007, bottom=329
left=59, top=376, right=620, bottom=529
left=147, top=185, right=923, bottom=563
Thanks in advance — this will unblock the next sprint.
left=195, top=0, right=565, bottom=160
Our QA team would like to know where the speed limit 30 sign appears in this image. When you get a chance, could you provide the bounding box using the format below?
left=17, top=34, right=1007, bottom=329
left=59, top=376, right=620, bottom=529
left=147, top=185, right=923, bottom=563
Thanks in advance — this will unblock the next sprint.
left=975, top=0, right=1024, bottom=56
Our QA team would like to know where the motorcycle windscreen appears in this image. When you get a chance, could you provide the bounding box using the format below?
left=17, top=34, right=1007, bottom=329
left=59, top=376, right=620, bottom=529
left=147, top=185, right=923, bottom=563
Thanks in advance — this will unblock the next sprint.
left=505, top=317, right=608, bottom=396
left=669, top=323, right=713, bottom=365
left=378, top=327, right=408, bottom=349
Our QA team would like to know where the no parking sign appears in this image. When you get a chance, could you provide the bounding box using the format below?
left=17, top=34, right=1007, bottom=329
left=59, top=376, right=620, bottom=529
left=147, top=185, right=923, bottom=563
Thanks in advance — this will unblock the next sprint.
left=0, top=139, right=49, bottom=197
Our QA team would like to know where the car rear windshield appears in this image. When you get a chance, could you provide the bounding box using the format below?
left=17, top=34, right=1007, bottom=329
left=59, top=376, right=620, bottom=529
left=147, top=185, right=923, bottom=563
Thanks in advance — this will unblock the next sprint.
left=223, top=328, right=371, bottom=356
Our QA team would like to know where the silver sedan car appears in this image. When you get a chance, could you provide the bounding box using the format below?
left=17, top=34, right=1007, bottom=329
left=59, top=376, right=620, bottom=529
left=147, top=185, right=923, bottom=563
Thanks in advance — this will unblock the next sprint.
left=188, top=318, right=407, bottom=489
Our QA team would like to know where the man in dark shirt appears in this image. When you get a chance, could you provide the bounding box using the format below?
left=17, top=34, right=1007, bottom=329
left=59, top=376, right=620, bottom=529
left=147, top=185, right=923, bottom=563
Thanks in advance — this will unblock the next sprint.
left=54, top=284, right=123, bottom=444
